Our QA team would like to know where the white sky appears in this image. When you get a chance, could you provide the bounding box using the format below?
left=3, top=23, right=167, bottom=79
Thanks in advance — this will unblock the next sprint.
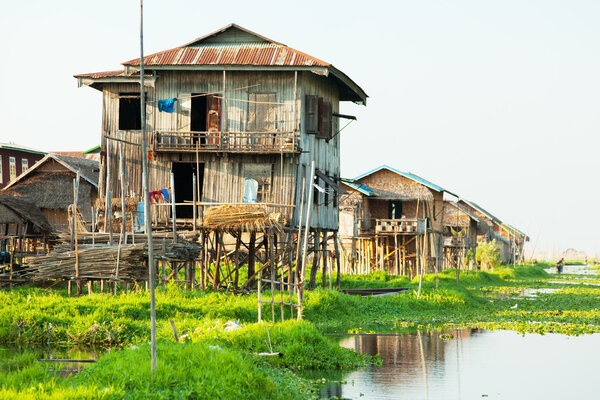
left=1, top=0, right=599, bottom=257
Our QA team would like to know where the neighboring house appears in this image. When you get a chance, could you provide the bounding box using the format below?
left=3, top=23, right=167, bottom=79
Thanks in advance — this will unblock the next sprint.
left=442, top=201, right=486, bottom=269
left=0, top=143, right=46, bottom=189
left=338, top=165, right=456, bottom=276
left=2, top=154, right=99, bottom=232
left=0, top=195, right=52, bottom=264
left=457, top=199, right=528, bottom=264
left=74, top=23, right=367, bottom=236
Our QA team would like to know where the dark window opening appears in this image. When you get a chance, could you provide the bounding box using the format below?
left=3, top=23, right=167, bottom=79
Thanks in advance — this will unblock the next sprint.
left=191, top=94, right=208, bottom=132
left=119, top=93, right=141, bottom=130
left=172, top=162, right=204, bottom=219
left=389, top=201, right=402, bottom=219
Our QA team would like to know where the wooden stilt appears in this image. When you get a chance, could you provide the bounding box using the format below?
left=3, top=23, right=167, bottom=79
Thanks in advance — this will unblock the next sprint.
left=334, top=231, right=341, bottom=290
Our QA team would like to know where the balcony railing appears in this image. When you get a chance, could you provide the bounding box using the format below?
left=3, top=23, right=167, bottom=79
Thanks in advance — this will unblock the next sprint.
left=153, top=131, right=300, bottom=153
left=375, top=218, right=426, bottom=234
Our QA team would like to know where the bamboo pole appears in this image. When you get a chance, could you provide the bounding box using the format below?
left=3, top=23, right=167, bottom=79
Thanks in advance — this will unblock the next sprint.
left=170, top=172, right=177, bottom=242
left=73, top=173, right=81, bottom=296
left=192, top=173, right=197, bottom=231
left=298, top=161, right=315, bottom=319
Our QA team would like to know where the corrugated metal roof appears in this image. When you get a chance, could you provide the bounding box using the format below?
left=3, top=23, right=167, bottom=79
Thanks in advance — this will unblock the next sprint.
left=73, top=70, right=125, bottom=79
left=459, top=198, right=502, bottom=224
left=122, top=43, right=329, bottom=67
left=341, top=179, right=375, bottom=196
left=353, top=165, right=456, bottom=196
left=493, top=232, right=511, bottom=245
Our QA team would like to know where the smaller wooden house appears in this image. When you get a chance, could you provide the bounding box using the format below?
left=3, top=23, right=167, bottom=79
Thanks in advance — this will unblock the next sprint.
left=457, top=199, right=528, bottom=264
left=2, top=154, right=99, bottom=232
left=442, top=201, right=487, bottom=269
left=0, top=195, right=52, bottom=266
left=338, top=165, right=457, bottom=276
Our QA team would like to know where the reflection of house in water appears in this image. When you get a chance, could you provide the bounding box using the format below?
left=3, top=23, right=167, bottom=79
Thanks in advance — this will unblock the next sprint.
left=322, top=329, right=482, bottom=398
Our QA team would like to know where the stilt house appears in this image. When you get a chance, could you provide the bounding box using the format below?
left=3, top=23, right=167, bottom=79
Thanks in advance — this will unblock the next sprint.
left=442, top=201, right=486, bottom=269
left=2, top=154, right=99, bottom=232
left=74, top=24, right=367, bottom=237
left=457, top=199, right=528, bottom=264
left=338, top=165, right=456, bottom=276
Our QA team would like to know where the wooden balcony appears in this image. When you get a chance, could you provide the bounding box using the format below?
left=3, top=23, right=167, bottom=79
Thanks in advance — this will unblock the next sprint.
left=153, top=131, right=300, bottom=154
left=375, top=218, right=426, bottom=235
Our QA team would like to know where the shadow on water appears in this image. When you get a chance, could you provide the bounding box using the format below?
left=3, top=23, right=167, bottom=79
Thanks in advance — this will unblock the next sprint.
left=0, top=344, right=104, bottom=377
left=318, top=329, right=600, bottom=400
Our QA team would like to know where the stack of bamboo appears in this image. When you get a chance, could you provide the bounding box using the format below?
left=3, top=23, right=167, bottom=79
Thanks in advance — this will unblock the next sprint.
left=204, top=205, right=286, bottom=232
left=23, top=244, right=147, bottom=281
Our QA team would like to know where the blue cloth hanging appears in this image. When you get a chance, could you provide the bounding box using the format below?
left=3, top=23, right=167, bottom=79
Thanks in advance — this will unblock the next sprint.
left=158, top=98, right=177, bottom=113
left=161, top=188, right=170, bottom=203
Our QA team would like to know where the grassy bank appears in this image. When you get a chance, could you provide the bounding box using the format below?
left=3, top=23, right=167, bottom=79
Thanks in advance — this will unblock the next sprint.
left=1, top=263, right=599, bottom=398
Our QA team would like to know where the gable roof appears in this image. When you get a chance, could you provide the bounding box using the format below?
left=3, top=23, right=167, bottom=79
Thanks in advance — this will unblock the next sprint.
left=4, top=153, right=99, bottom=190
left=458, top=198, right=501, bottom=224
left=0, top=195, right=52, bottom=232
left=0, top=143, right=46, bottom=155
left=75, top=24, right=367, bottom=104
left=353, top=165, right=457, bottom=197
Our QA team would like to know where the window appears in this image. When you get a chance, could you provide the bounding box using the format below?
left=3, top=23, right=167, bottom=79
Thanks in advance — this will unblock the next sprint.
left=248, top=93, right=276, bottom=132
left=119, top=93, right=141, bottom=130
left=313, top=175, right=319, bottom=206
left=0, top=155, right=2, bottom=183
left=21, top=158, right=28, bottom=172
left=9, top=157, right=16, bottom=181
left=244, top=164, right=273, bottom=203
left=305, top=95, right=332, bottom=139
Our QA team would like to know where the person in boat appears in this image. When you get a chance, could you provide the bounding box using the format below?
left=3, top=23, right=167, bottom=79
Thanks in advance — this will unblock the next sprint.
left=557, top=258, right=564, bottom=274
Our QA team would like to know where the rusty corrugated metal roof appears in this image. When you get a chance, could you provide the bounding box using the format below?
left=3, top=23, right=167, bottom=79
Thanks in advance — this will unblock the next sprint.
left=73, top=70, right=125, bottom=79
left=123, top=43, right=330, bottom=67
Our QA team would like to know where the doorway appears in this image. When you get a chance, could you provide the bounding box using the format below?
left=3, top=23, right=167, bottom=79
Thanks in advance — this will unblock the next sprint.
left=172, top=162, right=204, bottom=219
left=388, top=201, right=402, bottom=219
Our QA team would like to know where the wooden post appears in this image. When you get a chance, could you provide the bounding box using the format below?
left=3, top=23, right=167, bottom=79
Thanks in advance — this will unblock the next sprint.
left=234, top=230, right=241, bottom=289
left=120, top=143, right=127, bottom=245
left=170, top=172, right=177, bottom=242
left=298, top=161, right=315, bottom=319
left=192, top=173, right=197, bottom=231
left=248, top=231, right=256, bottom=288
left=73, top=173, right=81, bottom=297
left=294, top=169, right=306, bottom=293
left=309, top=229, right=321, bottom=290
left=394, top=234, right=399, bottom=275
left=213, top=231, right=221, bottom=289
left=334, top=231, right=341, bottom=290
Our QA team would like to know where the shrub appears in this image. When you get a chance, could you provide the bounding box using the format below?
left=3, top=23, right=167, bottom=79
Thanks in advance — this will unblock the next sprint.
left=476, top=240, right=502, bottom=271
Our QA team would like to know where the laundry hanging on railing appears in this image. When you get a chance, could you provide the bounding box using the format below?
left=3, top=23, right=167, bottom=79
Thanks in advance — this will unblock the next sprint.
left=158, top=98, right=177, bottom=113
left=312, top=183, right=334, bottom=194
left=149, top=189, right=170, bottom=203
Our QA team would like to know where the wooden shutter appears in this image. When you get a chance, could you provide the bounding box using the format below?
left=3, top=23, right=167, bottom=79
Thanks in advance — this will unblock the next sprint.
left=207, top=95, right=221, bottom=132
left=321, top=102, right=332, bottom=139
left=177, top=93, right=191, bottom=132
left=317, top=97, right=324, bottom=136
left=305, top=95, right=318, bottom=133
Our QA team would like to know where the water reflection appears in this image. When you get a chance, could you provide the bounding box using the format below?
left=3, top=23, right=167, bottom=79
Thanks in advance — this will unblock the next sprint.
left=322, top=329, right=600, bottom=399
left=0, top=344, right=102, bottom=377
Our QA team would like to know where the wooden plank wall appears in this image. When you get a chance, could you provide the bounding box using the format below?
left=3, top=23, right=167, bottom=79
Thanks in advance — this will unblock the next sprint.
left=99, top=70, right=342, bottom=230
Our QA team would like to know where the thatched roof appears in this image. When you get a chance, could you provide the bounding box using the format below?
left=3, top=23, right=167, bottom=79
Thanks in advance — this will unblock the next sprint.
left=0, top=195, right=52, bottom=232
left=368, top=186, right=433, bottom=201
left=444, top=202, right=482, bottom=228
left=4, top=173, right=95, bottom=211
left=4, top=153, right=99, bottom=190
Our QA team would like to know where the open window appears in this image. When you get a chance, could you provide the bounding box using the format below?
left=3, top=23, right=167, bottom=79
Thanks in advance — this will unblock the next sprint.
left=189, top=93, right=221, bottom=145
left=244, top=164, right=273, bottom=203
left=118, top=93, right=141, bottom=130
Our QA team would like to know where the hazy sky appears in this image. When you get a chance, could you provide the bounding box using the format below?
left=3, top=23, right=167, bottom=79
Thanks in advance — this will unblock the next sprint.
left=1, top=1, right=599, bottom=257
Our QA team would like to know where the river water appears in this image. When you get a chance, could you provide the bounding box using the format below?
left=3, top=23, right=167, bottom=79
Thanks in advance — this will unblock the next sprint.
left=320, top=329, right=600, bottom=399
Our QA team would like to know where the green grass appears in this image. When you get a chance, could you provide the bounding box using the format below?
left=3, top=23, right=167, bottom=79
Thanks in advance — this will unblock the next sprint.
left=2, top=262, right=600, bottom=398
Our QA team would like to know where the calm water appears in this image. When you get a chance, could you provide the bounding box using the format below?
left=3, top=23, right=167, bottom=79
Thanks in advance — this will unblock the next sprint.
left=320, top=329, right=600, bottom=400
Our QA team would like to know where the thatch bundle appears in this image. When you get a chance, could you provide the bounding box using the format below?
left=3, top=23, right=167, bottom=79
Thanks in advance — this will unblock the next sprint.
left=95, top=197, right=139, bottom=213
left=23, top=244, right=148, bottom=281
left=203, top=205, right=286, bottom=232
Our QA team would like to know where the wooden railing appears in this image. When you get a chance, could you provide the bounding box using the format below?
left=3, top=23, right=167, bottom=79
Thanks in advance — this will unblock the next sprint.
left=375, top=218, right=422, bottom=234
left=153, top=131, right=300, bottom=153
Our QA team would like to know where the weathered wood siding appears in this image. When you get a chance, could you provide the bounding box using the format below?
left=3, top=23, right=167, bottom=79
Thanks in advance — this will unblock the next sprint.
left=99, top=69, right=344, bottom=229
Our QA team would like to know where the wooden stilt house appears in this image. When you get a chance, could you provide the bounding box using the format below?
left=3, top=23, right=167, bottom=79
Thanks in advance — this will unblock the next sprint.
left=442, top=201, right=486, bottom=269
left=73, top=24, right=367, bottom=294
left=75, top=23, right=366, bottom=231
left=457, top=199, right=528, bottom=264
left=338, top=165, right=456, bottom=277
left=2, top=154, right=99, bottom=233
